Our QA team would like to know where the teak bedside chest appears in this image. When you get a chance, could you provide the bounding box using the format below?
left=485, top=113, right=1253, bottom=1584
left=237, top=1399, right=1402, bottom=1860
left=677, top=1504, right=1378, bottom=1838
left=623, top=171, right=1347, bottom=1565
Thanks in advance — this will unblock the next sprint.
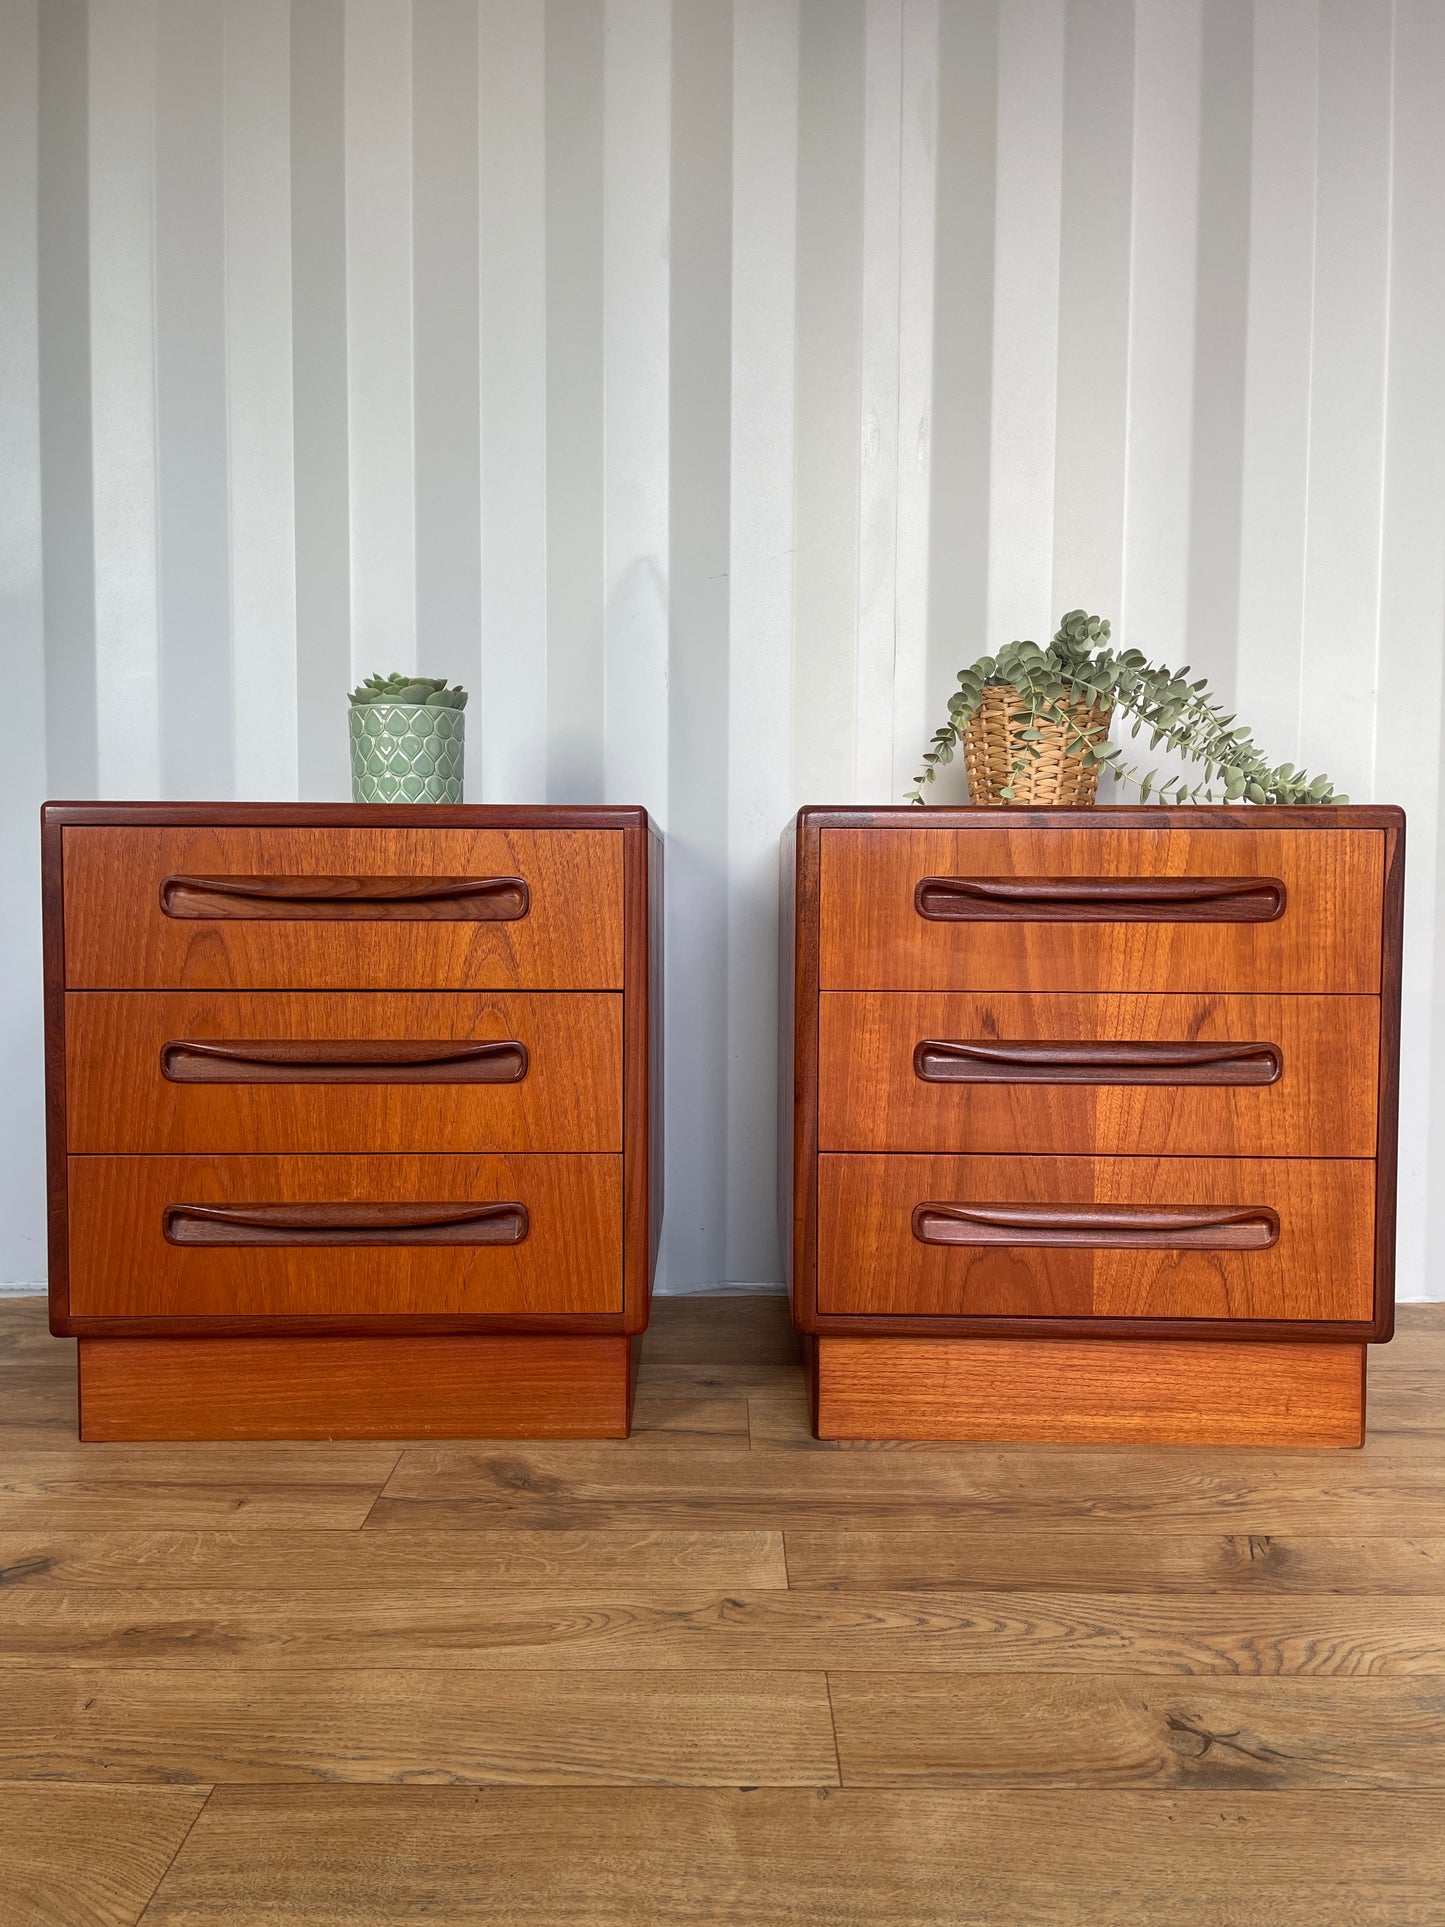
left=43, top=803, right=661, bottom=1441
left=783, top=805, right=1404, bottom=1446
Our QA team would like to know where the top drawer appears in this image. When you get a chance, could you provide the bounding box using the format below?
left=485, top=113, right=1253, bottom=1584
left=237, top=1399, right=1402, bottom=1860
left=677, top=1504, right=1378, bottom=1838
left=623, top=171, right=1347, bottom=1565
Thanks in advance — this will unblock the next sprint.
left=63, top=826, right=625, bottom=990
left=820, top=826, right=1384, bottom=994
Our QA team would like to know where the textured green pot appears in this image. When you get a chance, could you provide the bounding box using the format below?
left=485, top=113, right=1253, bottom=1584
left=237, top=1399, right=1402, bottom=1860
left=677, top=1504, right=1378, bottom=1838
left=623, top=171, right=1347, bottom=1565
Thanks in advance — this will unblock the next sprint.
left=348, top=702, right=465, bottom=802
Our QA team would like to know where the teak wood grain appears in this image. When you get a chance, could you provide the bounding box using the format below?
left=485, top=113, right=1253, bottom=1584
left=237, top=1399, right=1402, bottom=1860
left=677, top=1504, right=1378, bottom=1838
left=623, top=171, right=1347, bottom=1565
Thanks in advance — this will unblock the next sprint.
left=819, top=990, right=1378, bottom=1158
left=43, top=805, right=660, bottom=1357
left=65, top=1153, right=623, bottom=1321
left=784, top=808, right=1404, bottom=1353
left=62, top=823, right=624, bottom=989
left=817, top=1153, right=1374, bottom=1322
left=812, top=1336, right=1366, bottom=1445
left=65, top=989, right=623, bottom=1154
left=820, top=822, right=1385, bottom=993
left=77, top=1332, right=634, bottom=1440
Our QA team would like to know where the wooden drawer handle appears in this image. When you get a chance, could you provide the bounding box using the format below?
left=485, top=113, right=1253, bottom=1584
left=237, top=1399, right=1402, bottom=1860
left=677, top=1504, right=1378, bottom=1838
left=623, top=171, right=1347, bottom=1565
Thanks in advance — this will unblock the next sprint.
left=911, top=1201, right=1280, bottom=1250
left=913, top=1038, right=1282, bottom=1087
left=159, top=874, right=530, bottom=922
left=162, top=1200, right=530, bottom=1247
left=160, top=1038, right=530, bottom=1086
left=913, top=875, right=1286, bottom=923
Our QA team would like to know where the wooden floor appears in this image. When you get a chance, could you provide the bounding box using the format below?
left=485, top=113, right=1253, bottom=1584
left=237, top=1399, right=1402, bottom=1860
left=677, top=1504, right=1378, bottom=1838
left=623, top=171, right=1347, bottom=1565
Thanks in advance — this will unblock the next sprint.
left=3, top=1295, right=1445, bottom=1925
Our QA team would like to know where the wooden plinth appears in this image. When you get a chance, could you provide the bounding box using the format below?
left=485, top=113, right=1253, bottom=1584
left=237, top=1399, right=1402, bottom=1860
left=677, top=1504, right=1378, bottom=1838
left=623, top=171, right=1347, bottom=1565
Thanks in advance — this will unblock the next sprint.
left=77, top=1333, right=635, bottom=1441
left=812, top=1335, right=1366, bottom=1447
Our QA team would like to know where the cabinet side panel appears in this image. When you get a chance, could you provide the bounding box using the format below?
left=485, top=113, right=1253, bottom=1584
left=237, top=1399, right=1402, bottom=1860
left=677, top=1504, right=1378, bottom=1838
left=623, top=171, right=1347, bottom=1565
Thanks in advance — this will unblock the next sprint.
left=1375, top=817, right=1405, bottom=1339
left=43, top=810, right=69, bottom=1329
left=785, top=812, right=823, bottom=1331
left=622, top=819, right=659, bottom=1331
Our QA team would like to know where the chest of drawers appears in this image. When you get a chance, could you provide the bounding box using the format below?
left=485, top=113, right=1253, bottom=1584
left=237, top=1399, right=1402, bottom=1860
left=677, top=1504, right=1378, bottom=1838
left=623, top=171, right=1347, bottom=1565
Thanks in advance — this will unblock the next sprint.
left=43, top=803, right=661, bottom=1440
left=783, top=805, right=1404, bottom=1445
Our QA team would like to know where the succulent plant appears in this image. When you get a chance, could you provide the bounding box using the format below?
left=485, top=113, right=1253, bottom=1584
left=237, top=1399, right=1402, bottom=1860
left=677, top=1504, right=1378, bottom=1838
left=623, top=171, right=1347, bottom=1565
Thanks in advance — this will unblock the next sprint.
left=908, top=611, right=1345, bottom=806
left=348, top=672, right=468, bottom=710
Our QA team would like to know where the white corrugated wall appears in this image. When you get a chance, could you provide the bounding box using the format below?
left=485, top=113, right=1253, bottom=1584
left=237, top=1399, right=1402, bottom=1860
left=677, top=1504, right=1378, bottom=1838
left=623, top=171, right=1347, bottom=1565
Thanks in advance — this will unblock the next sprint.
left=2, top=0, right=1443, bottom=1297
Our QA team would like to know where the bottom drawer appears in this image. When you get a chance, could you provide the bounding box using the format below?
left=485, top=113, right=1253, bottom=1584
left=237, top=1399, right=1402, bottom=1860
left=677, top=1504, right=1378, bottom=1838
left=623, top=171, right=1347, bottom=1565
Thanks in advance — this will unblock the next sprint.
left=817, top=1153, right=1374, bottom=1322
left=67, top=1154, right=622, bottom=1319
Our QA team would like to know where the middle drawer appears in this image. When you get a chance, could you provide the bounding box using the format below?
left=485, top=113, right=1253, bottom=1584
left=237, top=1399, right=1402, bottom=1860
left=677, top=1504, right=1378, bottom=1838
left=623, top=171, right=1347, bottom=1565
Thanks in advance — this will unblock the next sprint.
left=819, top=991, right=1378, bottom=1158
left=66, top=991, right=622, bottom=1154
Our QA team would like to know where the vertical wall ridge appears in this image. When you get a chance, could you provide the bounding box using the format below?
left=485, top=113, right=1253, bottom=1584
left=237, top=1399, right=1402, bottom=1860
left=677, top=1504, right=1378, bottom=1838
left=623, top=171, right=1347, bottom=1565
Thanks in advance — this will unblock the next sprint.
left=4, top=0, right=1441, bottom=1295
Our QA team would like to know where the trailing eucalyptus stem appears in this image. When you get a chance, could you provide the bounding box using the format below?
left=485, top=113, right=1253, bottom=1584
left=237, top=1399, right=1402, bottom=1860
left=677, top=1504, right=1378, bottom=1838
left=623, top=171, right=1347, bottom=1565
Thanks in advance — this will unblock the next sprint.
left=907, top=610, right=1345, bottom=806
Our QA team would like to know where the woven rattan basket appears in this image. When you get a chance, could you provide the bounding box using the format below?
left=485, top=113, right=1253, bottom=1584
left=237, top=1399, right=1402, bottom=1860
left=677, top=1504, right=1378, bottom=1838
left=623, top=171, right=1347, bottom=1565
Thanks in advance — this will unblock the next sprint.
left=961, top=682, right=1113, bottom=806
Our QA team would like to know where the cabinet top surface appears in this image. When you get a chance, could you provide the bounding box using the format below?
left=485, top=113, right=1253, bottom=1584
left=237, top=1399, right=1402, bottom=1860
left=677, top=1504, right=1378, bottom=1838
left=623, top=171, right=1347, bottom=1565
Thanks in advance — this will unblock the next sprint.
left=44, top=802, right=654, bottom=832
left=794, top=804, right=1404, bottom=832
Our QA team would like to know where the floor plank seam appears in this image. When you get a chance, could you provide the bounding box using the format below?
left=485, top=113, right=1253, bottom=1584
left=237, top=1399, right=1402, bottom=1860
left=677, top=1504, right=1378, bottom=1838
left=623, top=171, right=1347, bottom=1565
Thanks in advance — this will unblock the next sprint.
left=823, top=1674, right=845, bottom=1788
left=132, top=1784, right=215, bottom=1926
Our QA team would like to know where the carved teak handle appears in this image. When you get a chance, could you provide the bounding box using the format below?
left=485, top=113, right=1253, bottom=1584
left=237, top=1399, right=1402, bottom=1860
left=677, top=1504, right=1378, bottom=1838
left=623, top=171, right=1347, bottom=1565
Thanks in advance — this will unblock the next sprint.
left=911, top=1201, right=1280, bottom=1251
left=160, top=1038, right=530, bottom=1086
left=914, top=875, right=1286, bottom=923
left=159, top=874, right=530, bottom=922
left=913, top=1038, right=1282, bottom=1087
left=163, top=1201, right=530, bottom=1247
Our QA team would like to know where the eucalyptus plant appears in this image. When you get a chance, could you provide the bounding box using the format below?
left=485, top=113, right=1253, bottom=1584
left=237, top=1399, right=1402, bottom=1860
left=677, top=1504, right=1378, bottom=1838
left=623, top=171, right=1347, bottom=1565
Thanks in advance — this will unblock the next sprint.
left=349, top=673, right=468, bottom=710
left=907, top=610, right=1344, bottom=806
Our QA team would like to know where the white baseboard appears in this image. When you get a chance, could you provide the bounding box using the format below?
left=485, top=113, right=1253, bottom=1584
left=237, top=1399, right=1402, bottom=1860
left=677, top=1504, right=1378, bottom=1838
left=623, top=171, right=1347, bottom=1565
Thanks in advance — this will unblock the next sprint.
left=655, top=1280, right=786, bottom=1296
left=0, top=1284, right=45, bottom=1299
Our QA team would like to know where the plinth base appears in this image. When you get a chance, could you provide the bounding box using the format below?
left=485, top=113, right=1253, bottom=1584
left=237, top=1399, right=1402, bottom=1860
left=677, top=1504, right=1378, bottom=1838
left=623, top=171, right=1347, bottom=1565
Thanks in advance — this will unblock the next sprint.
left=811, top=1335, right=1366, bottom=1447
left=77, top=1333, right=636, bottom=1441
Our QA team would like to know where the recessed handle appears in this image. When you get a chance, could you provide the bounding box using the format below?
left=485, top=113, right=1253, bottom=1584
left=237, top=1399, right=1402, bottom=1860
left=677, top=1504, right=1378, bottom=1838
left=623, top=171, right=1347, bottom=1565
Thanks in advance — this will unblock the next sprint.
left=911, top=1201, right=1280, bottom=1250
left=159, top=874, right=530, bottom=921
left=914, top=875, right=1286, bottom=923
left=160, top=1038, right=530, bottom=1086
left=913, top=1038, right=1282, bottom=1087
left=163, top=1200, right=530, bottom=1247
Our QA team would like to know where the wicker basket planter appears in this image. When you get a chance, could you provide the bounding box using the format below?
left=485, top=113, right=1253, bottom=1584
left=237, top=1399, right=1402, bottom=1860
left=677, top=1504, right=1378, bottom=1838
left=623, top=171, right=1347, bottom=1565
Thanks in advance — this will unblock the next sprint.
left=961, top=682, right=1112, bottom=806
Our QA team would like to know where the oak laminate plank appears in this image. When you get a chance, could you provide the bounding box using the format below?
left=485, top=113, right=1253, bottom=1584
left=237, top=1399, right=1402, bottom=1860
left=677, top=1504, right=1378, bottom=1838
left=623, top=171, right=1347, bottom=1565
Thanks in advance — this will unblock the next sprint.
left=0, top=1670, right=838, bottom=1787
left=626, top=1394, right=751, bottom=1447
left=0, top=1445, right=400, bottom=1530
left=0, top=1529, right=787, bottom=1592
left=643, top=1292, right=797, bottom=1366
left=782, top=1531, right=1445, bottom=1594
left=0, top=1783, right=211, bottom=1927
left=3, top=1587, right=1442, bottom=1674
left=367, top=1443, right=1445, bottom=1533
left=828, top=1674, right=1445, bottom=1789
left=635, top=1294, right=802, bottom=1395
left=136, top=1786, right=1445, bottom=1925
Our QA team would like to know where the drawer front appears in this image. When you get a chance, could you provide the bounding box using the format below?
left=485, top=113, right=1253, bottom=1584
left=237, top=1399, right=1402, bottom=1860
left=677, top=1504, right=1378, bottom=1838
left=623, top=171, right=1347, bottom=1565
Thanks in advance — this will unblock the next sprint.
left=818, top=991, right=1379, bottom=1158
left=817, top=1153, right=1373, bottom=1322
left=820, top=827, right=1383, bottom=992
left=68, top=1154, right=621, bottom=1318
left=66, top=991, right=623, bottom=1154
left=63, top=825, right=623, bottom=989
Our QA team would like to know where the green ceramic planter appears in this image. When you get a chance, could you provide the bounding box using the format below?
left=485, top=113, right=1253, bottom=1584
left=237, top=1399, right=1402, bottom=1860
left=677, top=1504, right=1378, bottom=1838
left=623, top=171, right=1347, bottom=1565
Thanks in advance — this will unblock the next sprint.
left=348, top=702, right=465, bottom=802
